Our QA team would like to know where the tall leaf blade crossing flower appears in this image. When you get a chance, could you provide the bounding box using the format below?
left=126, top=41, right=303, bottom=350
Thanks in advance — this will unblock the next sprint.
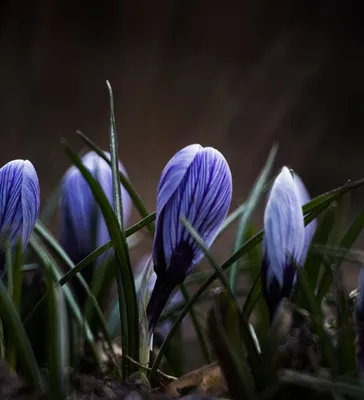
left=60, top=151, right=132, bottom=279
left=147, top=144, right=232, bottom=332
left=262, top=166, right=305, bottom=318
left=354, top=269, right=364, bottom=376
left=0, top=160, right=40, bottom=278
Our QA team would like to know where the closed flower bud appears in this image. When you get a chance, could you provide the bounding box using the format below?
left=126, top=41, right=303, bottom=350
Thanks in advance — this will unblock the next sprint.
left=147, top=144, right=232, bottom=331
left=262, top=166, right=305, bottom=318
left=0, top=160, right=40, bottom=277
left=60, top=151, right=132, bottom=277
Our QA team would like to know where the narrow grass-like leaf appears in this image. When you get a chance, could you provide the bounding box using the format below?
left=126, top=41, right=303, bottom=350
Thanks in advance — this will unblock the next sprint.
left=180, top=283, right=211, bottom=364
left=46, top=264, right=69, bottom=399
left=0, top=278, right=45, bottom=392
left=333, top=266, right=356, bottom=375
left=33, top=221, right=118, bottom=369
left=57, top=212, right=155, bottom=286
left=150, top=208, right=321, bottom=379
left=208, top=290, right=258, bottom=400
left=218, top=202, right=246, bottom=238
left=242, top=224, right=269, bottom=342
left=294, top=204, right=336, bottom=308
left=107, top=81, right=125, bottom=231
left=302, top=177, right=364, bottom=215
left=29, top=235, right=102, bottom=370
left=21, top=263, right=40, bottom=272
left=76, top=129, right=155, bottom=235
left=62, top=139, right=139, bottom=375
left=229, top=144, right=277, bottom=293
left=150, top=217, right=262, bottom=380
left=107, top=80, right=139, bottom=377
left=39, top=182, right=63, bottom=225
left=329, top=194, right=350, bottom=246
left=294, top=265, right=336, bottom=370
left=135, top=256, right=154, bottom=366
left=242, top=272, right=262, bottom=319
left=149, top=177, right=364, bottom=379
left=317, top=205, right=364, bottom=303
left=6, top=240, right=23, bottom=369
left=0, top=319, right=4, bottom=359
left=279, top=370, right=364, bottom=399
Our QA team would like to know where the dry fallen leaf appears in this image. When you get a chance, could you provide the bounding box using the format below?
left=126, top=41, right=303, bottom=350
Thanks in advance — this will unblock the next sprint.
left=164, top=362, right=227, bottom=397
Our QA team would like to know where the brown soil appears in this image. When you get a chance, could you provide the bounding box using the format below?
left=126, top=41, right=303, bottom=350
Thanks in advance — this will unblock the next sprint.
left=0, top=360, right=224, bottom=400
left=0, top=360, right=163, bottom=400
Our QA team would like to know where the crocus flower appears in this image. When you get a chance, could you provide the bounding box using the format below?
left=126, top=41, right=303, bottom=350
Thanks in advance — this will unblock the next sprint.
left=147, top=144, right=232, bottom=332
left=60, top=151, right=132, bottom=273
left=0, top=160, right=40, bottom=277
left=354, top=270, right=364, bottom=376
left=262, top=166, right=307, bottom=318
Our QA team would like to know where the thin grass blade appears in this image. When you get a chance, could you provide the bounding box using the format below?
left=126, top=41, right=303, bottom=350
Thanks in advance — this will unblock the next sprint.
left=29, top=234, right=102, bottom=370
left=229, top=144, right=277, bottom=293
left=76, top=129, right=154, bottom=234
left=46, top=264, right=70, bottom=399
left=62, top=139, right=139, bottom=375
left=0, top=278, right=45, bottom=392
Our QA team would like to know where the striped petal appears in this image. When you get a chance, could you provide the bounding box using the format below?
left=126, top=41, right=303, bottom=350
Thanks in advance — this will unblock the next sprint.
left=153, top=145, right=232, bottom=280
left=0, top=160, right=40, bottom=277
left=0, top=160, right=40, bottom=248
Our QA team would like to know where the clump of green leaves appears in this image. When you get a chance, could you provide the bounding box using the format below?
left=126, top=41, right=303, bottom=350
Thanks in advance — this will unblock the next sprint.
left=0, top=82, right=364, bottom=400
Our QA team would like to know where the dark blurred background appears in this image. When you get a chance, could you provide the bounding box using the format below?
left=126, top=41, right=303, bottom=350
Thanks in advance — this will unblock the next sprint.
left=1, top=1, right=364, bottom=286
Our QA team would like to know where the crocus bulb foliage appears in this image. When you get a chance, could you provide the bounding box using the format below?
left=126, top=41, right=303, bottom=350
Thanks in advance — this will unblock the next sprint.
left=147, top=144, right=232, bottom=332
left=262, top=166, right=315, bottom=318
left=0, top=160, right=40, bottom=277
left=60, top=151, right=132, bottom=268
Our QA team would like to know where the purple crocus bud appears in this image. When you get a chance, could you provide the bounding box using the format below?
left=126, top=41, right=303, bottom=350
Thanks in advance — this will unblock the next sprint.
left=293, top=172, right=317, bottom=263
left=60, top=151, right=132, bottom=270
left=355, top=270, right=364, bottom=376
left=147, top=144, right=232, bottom=332
left=262, top=166, right=305, bottom=318
left=0, top=160, right=40, bottom=277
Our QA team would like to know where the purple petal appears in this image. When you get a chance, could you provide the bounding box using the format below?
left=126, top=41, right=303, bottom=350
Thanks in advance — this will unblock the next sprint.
left=263, top=166, right=305, bottom=290
left=0, top=160, right=40, bottom=250
left=293, top=172, right=317, bottom=262
left=156, top=144, right=202, bottom=217
left=153, top=145, right=232, bottom=277
left=356, top=269, right=364, bottom=320
left=60, top=151, right=131, bottom=264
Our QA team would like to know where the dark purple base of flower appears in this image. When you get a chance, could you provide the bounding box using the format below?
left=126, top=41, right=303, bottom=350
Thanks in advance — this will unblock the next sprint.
left=261, top=259, right=296, bottom=321
left=147, top=276, right=175, bottom=334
